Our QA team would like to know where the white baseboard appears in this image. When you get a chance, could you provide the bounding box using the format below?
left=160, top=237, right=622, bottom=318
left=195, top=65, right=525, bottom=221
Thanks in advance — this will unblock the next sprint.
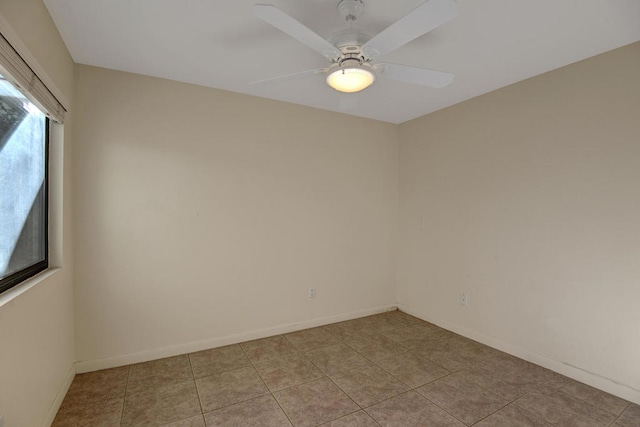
left=397, top=303, right=640, bottom=405
left=42, top=363, right=76, bottom=427
left=76, top=304, right=397, bottom=373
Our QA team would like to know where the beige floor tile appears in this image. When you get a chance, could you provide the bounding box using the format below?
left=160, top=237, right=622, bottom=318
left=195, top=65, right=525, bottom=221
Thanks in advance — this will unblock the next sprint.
left=555, top=376, right=629, bottom=416
left=376, top=351, right=449, bottom=388
left=240, top=335, right=301, bottom=364
left=447, top=335, right=500, bottom=361
left=413, top=323, right=456, bottom=341
left=196, top=366, right=268, bottom=412
left=612, top=404, right=640, bottom=427
left=453, top=336, right=504, bottom=358
left=417, top=373, right=508, bottom=425
left=382, top=310, right=426, bottom=327
left=381, top=337, right=428, bottom=352
left=316, top=322, right=362, bottom=341
left=329, top=361, right=410, bottom=407
left=162, top=415, right=206, bottom=427
left=62, top=366, right=129, bottom=408
left=324, top=317, right=392, bottom=340
left=394, top=328, right=455, bottom=353
left=473, top=403, right=551, bottom=426
left=365, top=391, right=465, bottom=427
left=240, top=334, right=288, bottom=353
left=286, top=327, right=343, bottom=352
left=127, top=354, right=192, bottom=395
left=254, top=353, right=324, bottom=391
left=458, top=364, right=542, bottom=401
left=336, top=317, right=387, bottom=337
left=203, top=395, right=292, bottom=427
left=481, top=353, right=555, bottom=384
left=539, top=368, right=573, bottom=388
left=514, top=385, right=617, bottom=426
left=121, top=380, right=200, bottom=427
left=381, top=324, right=443, bottom=350
left=319, top=410, right=379, bottom=426
left=274, top=378, right=359, bottom=427
left=189, top=344, right=250, bottom=379
left=350, top=315, right=403, bottom=335
left=345, top=334, right=407, bottom=362
left=413, top=337, right=488, bottom=372
left=305, top=343, right=371, bottom=375
left=52, top=397, right=123, bottom=427
left=367, top=315, right=407, bottom=332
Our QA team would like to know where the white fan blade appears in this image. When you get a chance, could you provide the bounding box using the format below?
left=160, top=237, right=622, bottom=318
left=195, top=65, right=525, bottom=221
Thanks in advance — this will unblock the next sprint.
left=362, top=0, right=458, bottom=59
left=374, top=63, right=454, bottom=88
left=250, top=68, right=326, bottom=86
left=253, top=4, right=342, bottom=61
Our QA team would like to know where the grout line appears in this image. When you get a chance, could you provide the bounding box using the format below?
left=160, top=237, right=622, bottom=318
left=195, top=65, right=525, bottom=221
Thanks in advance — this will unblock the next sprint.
left=413, top=390, right=472, bottom=426
left=319, top=326, right=411, bottom=412
left=324, top=373, right=362, bottom=409
left=607, top=402, right=630, bottom=427
left=119, top=365, right=131, bottom=426
left=238, top=342, right=297, bottom=427
left=313, top=322, right=518, bottom=426
left=186, top=353, right=206, bottom=421
left=467, top=403, right=509, bottom=426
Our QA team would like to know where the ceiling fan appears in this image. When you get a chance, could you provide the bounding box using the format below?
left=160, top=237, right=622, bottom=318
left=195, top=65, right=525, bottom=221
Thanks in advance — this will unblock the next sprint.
left=252, top=0, right=458, bottom=94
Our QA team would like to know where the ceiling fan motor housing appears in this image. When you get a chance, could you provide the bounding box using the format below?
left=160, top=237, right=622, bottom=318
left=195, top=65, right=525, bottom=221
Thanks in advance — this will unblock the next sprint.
left=330, top=28, right=369, bottom=45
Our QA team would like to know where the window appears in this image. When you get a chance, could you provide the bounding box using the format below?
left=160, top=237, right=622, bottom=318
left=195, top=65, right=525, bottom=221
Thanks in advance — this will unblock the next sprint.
left=0, top=31, right=66, bottom=294
left=0, top=72, right=49, bottom=294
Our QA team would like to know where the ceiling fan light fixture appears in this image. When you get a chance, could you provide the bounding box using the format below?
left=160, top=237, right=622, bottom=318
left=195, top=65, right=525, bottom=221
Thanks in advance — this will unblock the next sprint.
left=326, top=67, right=375, bottom=93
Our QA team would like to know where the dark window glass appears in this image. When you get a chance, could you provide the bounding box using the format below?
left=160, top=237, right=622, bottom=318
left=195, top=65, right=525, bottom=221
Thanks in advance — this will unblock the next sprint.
left=0, top=73, right=48, bottom=294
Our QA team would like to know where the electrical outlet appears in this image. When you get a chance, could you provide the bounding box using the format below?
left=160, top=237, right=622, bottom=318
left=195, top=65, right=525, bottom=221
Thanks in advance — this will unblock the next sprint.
left=460, top=292, right=468, bottom=306
left=308, top=287, right=316, bottom=298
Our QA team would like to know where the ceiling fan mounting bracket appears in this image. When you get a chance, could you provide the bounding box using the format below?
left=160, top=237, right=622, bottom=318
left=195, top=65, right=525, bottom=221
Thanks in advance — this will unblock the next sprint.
left=338, top=0, right=365, bottom=22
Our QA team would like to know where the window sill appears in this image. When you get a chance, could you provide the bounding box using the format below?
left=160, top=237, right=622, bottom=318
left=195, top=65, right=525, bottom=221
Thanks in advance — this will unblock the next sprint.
left=0, top=267, right=61, bottom=308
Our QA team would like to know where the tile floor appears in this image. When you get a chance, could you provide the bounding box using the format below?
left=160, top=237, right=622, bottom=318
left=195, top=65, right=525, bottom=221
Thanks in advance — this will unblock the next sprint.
left=53, top=310, right=640, bottom=426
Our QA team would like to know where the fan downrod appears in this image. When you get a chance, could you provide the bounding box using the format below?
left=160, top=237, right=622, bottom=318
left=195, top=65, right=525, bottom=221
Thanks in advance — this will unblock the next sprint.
left=338, top=0, right=365, bottom=22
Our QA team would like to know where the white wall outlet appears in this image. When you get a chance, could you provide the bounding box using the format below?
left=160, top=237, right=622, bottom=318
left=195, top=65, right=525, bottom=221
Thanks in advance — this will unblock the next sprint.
left=308, top=287, right=316, bottom=298
left=460, top=292, right=468, bottom=306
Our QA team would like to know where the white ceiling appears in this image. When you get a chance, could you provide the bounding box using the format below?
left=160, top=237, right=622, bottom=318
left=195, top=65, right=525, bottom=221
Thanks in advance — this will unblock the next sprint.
left=44, top=0, right=640, bottom=124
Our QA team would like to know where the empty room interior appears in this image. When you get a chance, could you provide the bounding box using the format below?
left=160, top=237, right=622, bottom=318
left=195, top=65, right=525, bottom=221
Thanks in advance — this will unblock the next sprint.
left=0, top=0, right=639, bottom=426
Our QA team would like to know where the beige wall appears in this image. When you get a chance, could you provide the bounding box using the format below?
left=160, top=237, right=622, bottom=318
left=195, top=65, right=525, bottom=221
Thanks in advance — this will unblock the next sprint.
left=0, top=1, right=76, bottom=426
left=398, top=42, right=640, bottom=402
left=73, top=66, right=399, bottom=368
